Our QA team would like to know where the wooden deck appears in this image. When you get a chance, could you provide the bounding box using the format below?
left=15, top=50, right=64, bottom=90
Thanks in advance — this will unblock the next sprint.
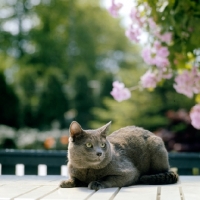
left=0, top=175, right=199, bottom=200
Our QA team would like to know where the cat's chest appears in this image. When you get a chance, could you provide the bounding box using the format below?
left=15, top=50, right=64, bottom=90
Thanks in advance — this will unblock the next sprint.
left=72, top=167, right=108, bottom=183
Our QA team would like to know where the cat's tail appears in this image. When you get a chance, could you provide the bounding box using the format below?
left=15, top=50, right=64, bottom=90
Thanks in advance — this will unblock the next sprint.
left=139, top=171, right=179, bottom=185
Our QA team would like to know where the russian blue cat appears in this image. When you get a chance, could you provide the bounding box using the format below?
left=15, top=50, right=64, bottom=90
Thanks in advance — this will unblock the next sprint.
left=60, top=121, right=178, bottom=190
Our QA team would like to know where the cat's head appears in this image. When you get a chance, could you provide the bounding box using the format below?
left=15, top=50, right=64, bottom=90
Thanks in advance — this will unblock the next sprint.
left=68, top=121, right=112, bottom=169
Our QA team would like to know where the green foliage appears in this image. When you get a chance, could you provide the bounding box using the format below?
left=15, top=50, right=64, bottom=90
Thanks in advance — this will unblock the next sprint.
left=138, top=0, right=200, bottom=70
left=0, top=0, right=138, bottom=130
left=36, top=68, right=69, bottom=129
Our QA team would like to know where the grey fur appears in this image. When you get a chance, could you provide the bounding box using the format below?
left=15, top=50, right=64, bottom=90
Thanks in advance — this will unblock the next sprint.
left=60, top=121, right=178, bottom=190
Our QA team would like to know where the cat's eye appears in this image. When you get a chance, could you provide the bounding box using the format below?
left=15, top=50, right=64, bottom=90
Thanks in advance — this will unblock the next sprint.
left=86, top=143, right=93, bottom=148
left=100, top=143, right=106, bottom=148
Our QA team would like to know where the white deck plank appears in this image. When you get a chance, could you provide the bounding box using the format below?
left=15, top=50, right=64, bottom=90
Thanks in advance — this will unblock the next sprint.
left=88, top=187, right=119, bottom=200
left=0, top=175, right=21, bottom=185
left=182, top=186, right=200, bottom=200
left=47, top=177, right=69, bottom=186
left=14, top=186, right=58, bottom=200
left=160, top=186, right=181, bottom=200
left=114, top=186, right=158, bottom=200
left=0, top=176, right=200, bottom=200
left=8, top=176, right=67, bottom=186
left=0, top=185, right=38, bottom=200
left=179, top=176, right=200, bottom=186
left=40, top=187, right=95, bottom=200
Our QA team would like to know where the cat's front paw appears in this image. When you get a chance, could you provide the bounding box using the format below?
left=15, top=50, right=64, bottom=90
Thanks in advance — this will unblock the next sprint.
left=88, top=181, right=105, bottom=190
left=60, top=179, right=76, bottom=188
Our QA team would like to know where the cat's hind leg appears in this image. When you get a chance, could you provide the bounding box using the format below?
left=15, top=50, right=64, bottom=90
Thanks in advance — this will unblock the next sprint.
left=140, top=136, right=178, bottom=184
left=148, top=136, right=170, bottom=173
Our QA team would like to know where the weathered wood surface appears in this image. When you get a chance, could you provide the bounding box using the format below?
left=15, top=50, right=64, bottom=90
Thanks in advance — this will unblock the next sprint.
left=0, top=175, right=199, bottom=200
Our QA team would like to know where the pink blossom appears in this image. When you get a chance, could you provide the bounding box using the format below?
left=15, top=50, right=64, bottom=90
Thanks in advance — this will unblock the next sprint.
left=159, top=32, right=172, bottom=44
left=142, top=42, right=170, bottom=68
left=153, top=56, right=170, bottom=68
left=153, top=40, right=161, bottom=49
left=142, top=47, right=154, bottom=65
left=153, top=45, right=170, bottom=68
left=141, top=68, right=172, bottom=89
left=190, top=104, right=200, bottom=129
left=110, top=81, right=131, bottom=102
left=174, top=72, right=194, bottom=98
left=108, top=0, right=123, bottom=18
left=148, top=18, right=157, bottom=30
left=140, top=71, right=158, bottom=88
left=156, top=46, right=169, bottom=58
left=173, top=68, right=200, bottom=98
left=125, top=25, right=141, bottom=42
left=147, top=17, right=172, bottom=44
left=130, top=8, right=144, bottom=27
left=148, top=18, right=172, bottom=44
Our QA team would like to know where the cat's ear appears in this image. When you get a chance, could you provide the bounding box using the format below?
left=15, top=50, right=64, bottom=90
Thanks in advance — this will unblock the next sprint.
left=69, top=121, right=83, bottom=141
left=99, top=121, right=111, bottom=137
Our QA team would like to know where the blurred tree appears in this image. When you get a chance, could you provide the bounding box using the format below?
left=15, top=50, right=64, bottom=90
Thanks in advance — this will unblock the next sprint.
left=0, top=71, right=19, bottom=127
left=0, top=0, right=139, bottom=129
left=37, top=68, right=68, bottom=129
left=72, top=73, right=95, bottom=127
left=14, top=66, right=39, bottom=127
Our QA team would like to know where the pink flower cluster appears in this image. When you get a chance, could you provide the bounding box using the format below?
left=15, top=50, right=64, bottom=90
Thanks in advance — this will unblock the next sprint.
left=125, top=8, right=144, bottom=42
left=142, top=41, right=170, bottom=69
left=140, top=71, right=158, bottom=88
left=174, top=67, right=200, bottom=98
left=190, top=104, right=200, bottom=129
left=140, top=69, right=172, bottom=88
left=130, top=8, right=144, bottom=27
left=140, top=16, right=172, bottom=88
left=157, top=32, right=172, bottom=44
left=148, top=18, right=172, bottom=44
left=125, top=25, right=141, bottom=43
left=110, top=81, right=131, bottom=102
left=108, top=2, right=173, bottom=46
left=141, top=41, right=171, bottom=88
left=108, top=1, right=200, bottom=131
left=108, top=0, right=123, bottom=18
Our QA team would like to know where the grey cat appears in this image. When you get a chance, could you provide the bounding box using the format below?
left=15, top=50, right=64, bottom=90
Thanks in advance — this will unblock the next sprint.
left=60, top=121, right=178, bottom=190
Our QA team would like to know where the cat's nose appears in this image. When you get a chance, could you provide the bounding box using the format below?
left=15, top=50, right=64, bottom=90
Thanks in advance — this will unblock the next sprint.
left=96, top=152, right=102, bottom=157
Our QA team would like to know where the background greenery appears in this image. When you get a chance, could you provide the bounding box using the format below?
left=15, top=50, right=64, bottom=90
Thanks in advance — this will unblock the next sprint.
left=0, top=0, right=137, bottom=129
left=0, top=0, right=199, bottom=151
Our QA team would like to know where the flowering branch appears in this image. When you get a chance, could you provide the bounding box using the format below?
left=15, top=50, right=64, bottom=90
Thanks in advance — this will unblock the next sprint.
left=108, top=0, right=200, bottom=129
left=129, top=85, right=140, bottom=91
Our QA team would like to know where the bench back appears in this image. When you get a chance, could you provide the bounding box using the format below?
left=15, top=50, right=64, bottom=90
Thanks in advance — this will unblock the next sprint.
left=0, top=150, right=200, bottom=175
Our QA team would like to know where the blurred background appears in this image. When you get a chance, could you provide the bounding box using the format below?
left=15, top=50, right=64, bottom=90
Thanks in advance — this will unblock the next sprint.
left=0, top=0, right=199, bottom=152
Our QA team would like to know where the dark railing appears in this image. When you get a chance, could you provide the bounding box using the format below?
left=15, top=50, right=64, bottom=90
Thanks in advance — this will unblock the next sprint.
left=0, top=150, right=67, bottom=175
left=169, top=152, right=200, bottom=175
left=0, top=150, right=200, bottom=175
